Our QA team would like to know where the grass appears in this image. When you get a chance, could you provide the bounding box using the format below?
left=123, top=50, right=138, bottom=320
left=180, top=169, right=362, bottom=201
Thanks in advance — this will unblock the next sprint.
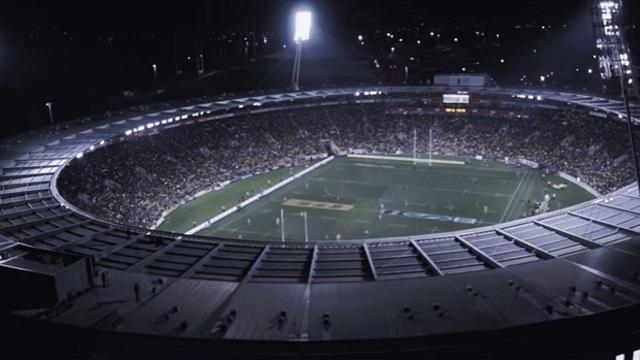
left=156, top=163, right=310, bottom=233
left=161, top=156, right=595, bottom=241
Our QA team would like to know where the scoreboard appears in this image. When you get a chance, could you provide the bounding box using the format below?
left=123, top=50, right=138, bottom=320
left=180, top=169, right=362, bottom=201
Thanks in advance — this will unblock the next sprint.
left=443, top=93, right=470, bottom=104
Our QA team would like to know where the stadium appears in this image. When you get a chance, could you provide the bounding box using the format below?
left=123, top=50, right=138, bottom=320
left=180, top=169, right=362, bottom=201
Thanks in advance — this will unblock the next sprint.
left=2, top=1, right=640, bottom=359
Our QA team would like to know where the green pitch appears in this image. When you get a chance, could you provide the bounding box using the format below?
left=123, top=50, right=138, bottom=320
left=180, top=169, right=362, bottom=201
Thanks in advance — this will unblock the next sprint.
left=160, top=156, right=595, bottom=241
left=156, top=164, right=309, bottom=233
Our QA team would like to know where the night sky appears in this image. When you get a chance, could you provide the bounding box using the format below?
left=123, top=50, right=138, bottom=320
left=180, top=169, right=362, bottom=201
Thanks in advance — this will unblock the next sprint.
left=0, top=0, right=637, bottom=136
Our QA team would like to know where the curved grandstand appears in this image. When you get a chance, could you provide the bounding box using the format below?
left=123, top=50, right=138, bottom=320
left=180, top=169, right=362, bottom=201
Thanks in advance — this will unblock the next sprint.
left=57, top=96, right=633, bottom=231
left=3, top=86, right=640, bottom=358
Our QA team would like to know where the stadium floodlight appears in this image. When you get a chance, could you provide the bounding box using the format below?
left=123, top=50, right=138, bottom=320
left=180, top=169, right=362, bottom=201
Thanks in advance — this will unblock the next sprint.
left=293, top=11, right=312, bottom=43
left=291, top=10, right=312, bottom=91
left=592, top=0, right=632, bottom=80
left=45, top=102, right=54, bottom=125
left=291, top=11, right=312, bottom=89
left=591, top=0, right=640, bottom=194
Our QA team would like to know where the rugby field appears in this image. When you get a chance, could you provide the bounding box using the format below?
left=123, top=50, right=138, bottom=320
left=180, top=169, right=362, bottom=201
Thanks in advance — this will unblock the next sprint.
left=169, top=156, right=596, bottom=242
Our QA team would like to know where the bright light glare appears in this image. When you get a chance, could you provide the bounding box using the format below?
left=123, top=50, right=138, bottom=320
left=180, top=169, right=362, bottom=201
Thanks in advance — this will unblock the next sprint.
left=294, top=11, right=312, bottom=42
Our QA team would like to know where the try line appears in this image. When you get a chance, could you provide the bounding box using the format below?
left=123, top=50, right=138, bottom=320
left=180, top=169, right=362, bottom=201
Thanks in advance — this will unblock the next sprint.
left=186, top=155, right=335, bottom=234
left=347, top=154, right=466, bottom=165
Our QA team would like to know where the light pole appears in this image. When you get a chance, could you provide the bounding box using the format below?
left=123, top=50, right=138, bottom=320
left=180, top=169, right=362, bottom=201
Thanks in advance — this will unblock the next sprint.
left=280, top=208, right=286, bottom=246
left=291, top=11, right=311, bottom=91
left=198, top=40, right=205, bottom=74
left=152, top=64, right=158, bottom=82
left=429, top=127, right=433, bottom=167
left=45, top=102, right=54, bottom=125
left=591, top=0, right=640, bottom=193
left=303, top=211, right=308, bottom=243
left=412, top=128, right=417, bottom=165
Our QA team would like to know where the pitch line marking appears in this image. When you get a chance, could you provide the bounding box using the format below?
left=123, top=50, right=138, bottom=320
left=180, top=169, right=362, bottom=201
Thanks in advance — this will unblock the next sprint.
left=189, top=156, right=335, bottom=235
left=335, top=162, right=520, bottom=178
left=347, top=154, right=466, bottom=165
left=353, top=162, right=396, bottom=169
left=354, top=219, right=373, bottom=224
left=311, top=177, right=513, bottom=198
left=499, top=172, right=528, bottom=223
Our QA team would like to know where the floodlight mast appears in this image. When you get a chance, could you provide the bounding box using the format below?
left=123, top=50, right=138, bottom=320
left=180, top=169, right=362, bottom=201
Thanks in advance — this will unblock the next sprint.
left=291, top=11, right=311, bottom=91
left=45, top=102, right=54, bottom=125
left=592, top=0, right=640, bottom=193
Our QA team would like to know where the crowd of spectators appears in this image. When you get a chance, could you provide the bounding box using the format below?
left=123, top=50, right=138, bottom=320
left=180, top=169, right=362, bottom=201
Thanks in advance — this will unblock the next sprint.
left=58, top=101, right=635, bottom=228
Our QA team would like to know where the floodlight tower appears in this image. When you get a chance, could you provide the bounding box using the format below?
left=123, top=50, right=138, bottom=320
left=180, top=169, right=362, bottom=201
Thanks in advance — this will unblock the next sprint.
left=45, top=102, right=54, bottom=125
left=591, top=0, right=640, bottom=192
left=291, top=11, right=311, bottom=91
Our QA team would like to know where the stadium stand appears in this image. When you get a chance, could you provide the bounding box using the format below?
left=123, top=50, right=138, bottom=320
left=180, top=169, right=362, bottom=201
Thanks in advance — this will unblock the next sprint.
left=58, top=100, right=635, bottom=229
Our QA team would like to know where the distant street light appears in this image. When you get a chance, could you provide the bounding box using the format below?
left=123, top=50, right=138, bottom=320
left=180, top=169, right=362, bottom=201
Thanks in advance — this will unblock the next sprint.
left=152, top=64, right=158, bottom=81
left=45, top=102, right=54, bottom=125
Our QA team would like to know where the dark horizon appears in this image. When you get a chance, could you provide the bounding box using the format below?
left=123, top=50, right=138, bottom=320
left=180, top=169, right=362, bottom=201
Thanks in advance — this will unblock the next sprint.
left=0, top=0, right=638, bottom=137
